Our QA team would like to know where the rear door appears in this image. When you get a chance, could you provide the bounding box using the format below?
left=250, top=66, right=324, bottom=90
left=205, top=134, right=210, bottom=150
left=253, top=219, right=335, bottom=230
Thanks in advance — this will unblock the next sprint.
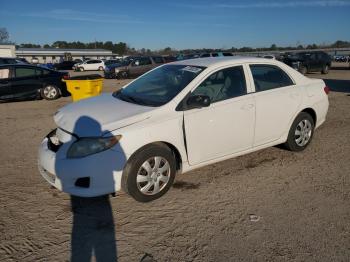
left=0, top=66, right=13, bottom=100
left=11, top=66, right=42, bottom=99
left=248, top=64, right=301, bottom=146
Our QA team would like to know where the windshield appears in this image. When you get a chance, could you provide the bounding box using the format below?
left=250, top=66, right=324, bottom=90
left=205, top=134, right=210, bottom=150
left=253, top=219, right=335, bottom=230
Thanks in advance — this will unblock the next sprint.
left=113, top=64, right=205, bottom=107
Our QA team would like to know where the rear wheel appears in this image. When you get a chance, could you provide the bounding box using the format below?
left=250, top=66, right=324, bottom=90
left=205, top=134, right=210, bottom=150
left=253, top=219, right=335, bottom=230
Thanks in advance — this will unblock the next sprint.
left=321, top=65, right=329, bottom=74
left=98, top=66, right=104, bottom=71
left=41, top=85, right=60, bottom=100
left=284, top=112, right=315, bottom=151
left=122, top=143, right=176, bottom=202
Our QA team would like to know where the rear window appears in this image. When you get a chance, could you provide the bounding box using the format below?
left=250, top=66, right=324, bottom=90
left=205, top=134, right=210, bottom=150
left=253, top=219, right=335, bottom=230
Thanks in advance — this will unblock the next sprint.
left=250, top=64, right=294, bottom=92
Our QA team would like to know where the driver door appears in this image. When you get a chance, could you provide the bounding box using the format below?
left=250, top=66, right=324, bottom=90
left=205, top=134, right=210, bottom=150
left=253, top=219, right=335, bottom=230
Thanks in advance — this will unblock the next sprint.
left=183, top=65, right=255, bottom=165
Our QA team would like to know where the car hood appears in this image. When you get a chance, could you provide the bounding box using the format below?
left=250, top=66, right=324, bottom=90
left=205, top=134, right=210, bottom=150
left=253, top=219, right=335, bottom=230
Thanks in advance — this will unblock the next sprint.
left=54, top=93, right=154, bottom=137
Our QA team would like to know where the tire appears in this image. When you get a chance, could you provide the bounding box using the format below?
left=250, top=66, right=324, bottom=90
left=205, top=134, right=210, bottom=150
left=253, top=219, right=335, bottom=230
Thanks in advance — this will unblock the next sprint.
left=118, top=71, right=128, bottom=79
left=321, top=65, right=329, bottom=74
left=41, top=85, right=60, bottom=100
left=98, top=66, right=104, bottom=71
left=79, top=67, right=84, bottom=72
left=284, top=112, right=315, bottom=152
left=122, top=143, right=176, bottom=202
left=299, top=66, right=307, bottom=75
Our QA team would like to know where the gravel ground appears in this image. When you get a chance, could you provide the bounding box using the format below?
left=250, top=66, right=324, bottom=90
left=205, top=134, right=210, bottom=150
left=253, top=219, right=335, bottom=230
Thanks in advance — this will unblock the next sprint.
left=0, top=65, right=349, bottom=262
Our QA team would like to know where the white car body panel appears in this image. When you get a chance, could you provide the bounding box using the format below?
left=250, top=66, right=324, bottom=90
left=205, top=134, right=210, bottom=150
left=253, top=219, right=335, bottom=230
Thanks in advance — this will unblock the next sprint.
left=38, top=57, right=329, bottom=197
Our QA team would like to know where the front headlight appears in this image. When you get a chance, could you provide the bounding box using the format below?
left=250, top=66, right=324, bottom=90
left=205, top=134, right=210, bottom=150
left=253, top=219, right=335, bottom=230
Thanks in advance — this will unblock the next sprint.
left=67, top=135, right=122, bottom=158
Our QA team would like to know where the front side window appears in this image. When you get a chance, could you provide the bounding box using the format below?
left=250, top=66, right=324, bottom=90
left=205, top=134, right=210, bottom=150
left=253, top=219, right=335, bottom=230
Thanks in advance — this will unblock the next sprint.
left=15, top=67, right=37, bottom=78
left=250, top=65, right=294, bottom=92
left=191, top=66, right=247, bottom=103
left=113, top=64, right=205, bottom=107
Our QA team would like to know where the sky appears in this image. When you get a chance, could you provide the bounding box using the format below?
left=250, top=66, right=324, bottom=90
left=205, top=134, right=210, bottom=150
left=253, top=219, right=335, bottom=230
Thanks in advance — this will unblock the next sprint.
left=1, top=0, right=350, bottom=50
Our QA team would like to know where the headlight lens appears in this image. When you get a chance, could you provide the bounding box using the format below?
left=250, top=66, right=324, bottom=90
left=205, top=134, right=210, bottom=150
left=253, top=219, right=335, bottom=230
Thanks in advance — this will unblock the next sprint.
left=67, top=135, right=122, bottom=158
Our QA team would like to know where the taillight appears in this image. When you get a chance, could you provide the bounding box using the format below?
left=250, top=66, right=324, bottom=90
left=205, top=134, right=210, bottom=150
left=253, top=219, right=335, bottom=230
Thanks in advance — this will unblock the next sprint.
left=63, top=74, right=70, bottom=80
left=324, top=86, right=330, bottom=95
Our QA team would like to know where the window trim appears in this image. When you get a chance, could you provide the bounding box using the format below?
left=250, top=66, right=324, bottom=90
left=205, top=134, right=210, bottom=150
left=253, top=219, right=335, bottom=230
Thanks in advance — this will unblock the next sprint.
left=248, top=63, right=296, bottom=93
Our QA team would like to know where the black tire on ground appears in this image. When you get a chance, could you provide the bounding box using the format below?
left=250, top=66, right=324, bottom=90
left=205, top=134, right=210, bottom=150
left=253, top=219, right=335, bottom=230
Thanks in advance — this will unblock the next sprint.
left=321, top=64, right=329, bottom=74
left=299, top=66, right=308, bottom=75
left=40, top=85, right=60, bottom=100
left=122, top=143, right=177, bottom=202
left=118, top=71, right=128, bottom=79
left=284, top=112, right=315, bottom=152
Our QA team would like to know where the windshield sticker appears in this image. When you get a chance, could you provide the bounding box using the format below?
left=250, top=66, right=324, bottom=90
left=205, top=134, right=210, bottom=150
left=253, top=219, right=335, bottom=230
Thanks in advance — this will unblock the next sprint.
left=181, top=66, right=203, bottom=74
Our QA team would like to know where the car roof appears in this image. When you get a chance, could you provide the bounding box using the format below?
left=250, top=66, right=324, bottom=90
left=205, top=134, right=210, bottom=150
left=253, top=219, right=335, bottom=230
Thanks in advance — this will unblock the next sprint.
left=171, top=56, right=276, bottom=68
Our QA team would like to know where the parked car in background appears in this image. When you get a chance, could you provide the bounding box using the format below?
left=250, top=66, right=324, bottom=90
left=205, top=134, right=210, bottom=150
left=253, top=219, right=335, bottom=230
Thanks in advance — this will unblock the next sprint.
left=105, top=59, right=122, bottom=66
left=162, top=55, right=177, bottom=63
left=76, top=59, right=105, bottom=71
left=53, top=60, right=76, bottom=70
left=38, top=57, right=329, bottom=202
left=104, top=56, right=164, bottom=79
left=333, top=55, right=348, bottom=62
left=200, top=52, right=233, bottom=58
left=283, top=51, right=332, bottom=74
left=262, top=54, right=276, bottom=60
left=0, top=64, right=69, bottom=101
left=176, top=53, right=200, bottom=61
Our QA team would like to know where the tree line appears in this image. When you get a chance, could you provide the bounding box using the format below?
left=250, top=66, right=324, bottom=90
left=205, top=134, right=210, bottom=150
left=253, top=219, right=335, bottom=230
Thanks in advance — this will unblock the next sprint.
left=1, top=27, right=350, bottom=55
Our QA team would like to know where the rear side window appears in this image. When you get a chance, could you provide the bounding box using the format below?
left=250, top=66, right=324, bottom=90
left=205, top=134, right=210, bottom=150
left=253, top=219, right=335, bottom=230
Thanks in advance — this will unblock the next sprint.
left=15, top=67, right=37, bottom=78
left=250, top=65, right=294, bottom=92
left=223, top=52, right=233, bottom=56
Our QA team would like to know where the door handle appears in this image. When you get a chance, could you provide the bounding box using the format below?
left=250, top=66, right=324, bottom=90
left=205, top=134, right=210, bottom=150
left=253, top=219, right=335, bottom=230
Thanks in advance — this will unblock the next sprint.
left=241, top=104, right=254, bottom=110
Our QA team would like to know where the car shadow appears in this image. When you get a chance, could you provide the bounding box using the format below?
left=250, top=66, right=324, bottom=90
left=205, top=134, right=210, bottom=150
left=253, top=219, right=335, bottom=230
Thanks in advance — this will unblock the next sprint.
left=323, top=79, right=350, bottom=93
left=54, top=115, right=127, bottom=261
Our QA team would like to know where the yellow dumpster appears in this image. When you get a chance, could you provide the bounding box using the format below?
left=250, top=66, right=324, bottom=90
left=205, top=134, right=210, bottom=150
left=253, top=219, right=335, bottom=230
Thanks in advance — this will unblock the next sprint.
left=63, top=74, right=103, bottom=102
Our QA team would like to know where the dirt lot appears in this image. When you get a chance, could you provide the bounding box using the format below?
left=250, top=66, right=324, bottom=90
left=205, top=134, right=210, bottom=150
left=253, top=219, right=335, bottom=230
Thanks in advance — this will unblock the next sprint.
left=0, top=65, right=349, bottom=262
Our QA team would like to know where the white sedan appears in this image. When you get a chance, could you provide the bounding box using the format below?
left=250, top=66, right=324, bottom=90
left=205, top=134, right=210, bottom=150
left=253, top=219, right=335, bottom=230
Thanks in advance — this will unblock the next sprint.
left=38, top=57, right=329, bottom=202
left=76, top=59, right=105, bottom=71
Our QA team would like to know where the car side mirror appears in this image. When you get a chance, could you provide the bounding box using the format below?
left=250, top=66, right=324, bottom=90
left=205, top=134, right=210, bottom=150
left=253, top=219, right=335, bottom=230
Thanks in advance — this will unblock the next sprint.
left=186, top=95, right=211, bottom=109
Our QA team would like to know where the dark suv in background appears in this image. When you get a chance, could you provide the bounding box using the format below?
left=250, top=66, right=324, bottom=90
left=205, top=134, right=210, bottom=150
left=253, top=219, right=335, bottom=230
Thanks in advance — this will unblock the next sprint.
left=104, top=56, right=165, bottom=79
left=283, top=51, right=332, bottom=74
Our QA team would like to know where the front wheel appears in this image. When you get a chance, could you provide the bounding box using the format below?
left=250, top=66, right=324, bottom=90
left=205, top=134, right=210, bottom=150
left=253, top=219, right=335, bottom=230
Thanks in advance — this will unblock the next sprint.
left=122, top=143, right=176, bottom=202
left=41, top=85, right=60, bottom=100
left=284, top=112, right=315, bottom=151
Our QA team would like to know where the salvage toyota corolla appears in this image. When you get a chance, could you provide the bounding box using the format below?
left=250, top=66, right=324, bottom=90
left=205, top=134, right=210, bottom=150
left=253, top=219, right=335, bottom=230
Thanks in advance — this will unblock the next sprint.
left=38, top=57, right=329, bottom=202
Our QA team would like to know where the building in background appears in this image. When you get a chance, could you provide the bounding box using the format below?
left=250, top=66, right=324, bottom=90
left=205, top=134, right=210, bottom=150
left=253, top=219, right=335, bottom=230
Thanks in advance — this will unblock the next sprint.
left=0, top=44, right=16, bottom=57
left=15, top=48, right=114, bottom=63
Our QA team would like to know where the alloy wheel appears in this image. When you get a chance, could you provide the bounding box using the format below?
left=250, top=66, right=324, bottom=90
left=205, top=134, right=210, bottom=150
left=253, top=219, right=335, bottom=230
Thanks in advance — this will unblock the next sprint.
left=294, top=119, right=312, bottom=147
left=136, top=156, right=171, bottom=195
left=43, top=86, right=58, bottom=99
